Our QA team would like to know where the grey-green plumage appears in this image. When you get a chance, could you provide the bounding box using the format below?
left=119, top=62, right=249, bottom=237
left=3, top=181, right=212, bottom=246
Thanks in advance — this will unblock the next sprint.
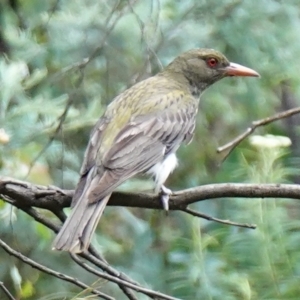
left=53, top=48, right=259, bottom=253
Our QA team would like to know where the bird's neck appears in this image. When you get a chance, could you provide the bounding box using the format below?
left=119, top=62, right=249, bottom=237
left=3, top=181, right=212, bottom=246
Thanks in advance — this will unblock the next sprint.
left=186, top=78, right=208, bottom=98
left=160, top=69, right=207, bottom=99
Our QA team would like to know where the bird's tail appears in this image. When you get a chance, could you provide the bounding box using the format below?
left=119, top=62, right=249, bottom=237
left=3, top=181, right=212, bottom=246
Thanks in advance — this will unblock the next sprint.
left=52, top=193, right=111, bottom=253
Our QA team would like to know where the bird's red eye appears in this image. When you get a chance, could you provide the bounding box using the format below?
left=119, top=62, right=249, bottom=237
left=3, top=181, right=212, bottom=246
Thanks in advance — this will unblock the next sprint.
left=207, top=57, right=218, bottom=68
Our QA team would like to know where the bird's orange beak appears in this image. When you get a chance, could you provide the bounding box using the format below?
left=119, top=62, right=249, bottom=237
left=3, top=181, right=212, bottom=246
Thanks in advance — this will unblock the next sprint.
left=224, top=62, right=260, bottom=77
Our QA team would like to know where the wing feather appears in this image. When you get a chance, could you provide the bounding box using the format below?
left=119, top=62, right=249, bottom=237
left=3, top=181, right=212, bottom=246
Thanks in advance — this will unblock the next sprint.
left=74, top=92, right=197, bottom=205
left=86, top=106, right=197, bottom=203
left=72, top=117, right=109, bottom=207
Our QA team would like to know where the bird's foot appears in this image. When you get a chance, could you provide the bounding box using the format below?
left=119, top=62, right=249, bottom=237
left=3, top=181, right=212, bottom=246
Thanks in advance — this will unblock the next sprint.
left=159, top=185, right=172, bottom=211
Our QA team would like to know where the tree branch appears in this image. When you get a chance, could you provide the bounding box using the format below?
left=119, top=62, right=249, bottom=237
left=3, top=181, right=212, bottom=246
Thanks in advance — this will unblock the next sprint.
left=0, top=281, right=16, bottom=300
left=70, top=254, right=180, bottom=300
left=182, top=207, right=256, bottom=229
left=0, top=238, right=113, bottom=300
left=1, top=177, right=300, bottom=212
left=217, top=106, right=300, bottom=161
left=2, top=176, right=300, bottom=300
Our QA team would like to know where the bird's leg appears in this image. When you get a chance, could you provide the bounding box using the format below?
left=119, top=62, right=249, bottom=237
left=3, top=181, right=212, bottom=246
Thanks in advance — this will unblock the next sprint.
left=159, top=185, right=172, bottom=211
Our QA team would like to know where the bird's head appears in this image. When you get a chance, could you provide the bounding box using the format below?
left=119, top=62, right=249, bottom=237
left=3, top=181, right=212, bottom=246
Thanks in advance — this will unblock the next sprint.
left=164, top=48, right=260, bottom=96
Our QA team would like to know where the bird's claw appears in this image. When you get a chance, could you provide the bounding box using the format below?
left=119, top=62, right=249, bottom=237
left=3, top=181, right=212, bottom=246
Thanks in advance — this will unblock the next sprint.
left=160, top=185, right=172, bottom=211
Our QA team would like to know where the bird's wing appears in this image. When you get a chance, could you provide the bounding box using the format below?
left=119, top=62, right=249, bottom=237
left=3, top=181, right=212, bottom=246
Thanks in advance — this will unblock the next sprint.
left=86, top=106, right=197, bottom=203
left=71, top=117, right=109, bottom=207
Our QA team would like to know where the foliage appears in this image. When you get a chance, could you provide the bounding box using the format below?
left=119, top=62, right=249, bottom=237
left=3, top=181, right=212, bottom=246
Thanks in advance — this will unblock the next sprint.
left=1, top=0, right=300, bottom=299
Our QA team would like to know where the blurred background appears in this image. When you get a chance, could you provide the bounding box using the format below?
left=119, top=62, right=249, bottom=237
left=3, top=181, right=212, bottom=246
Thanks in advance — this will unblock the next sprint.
left=1, top=0, right=300, bottom=299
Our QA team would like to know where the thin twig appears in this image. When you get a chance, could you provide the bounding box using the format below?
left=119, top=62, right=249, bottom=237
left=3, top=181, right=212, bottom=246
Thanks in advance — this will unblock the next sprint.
left=0, top=239, right=113, bottom=300
left=88, top=245, right=108, bottom=264
left=52, top=207, right=68, bottom=224
left=85, top=252, right=140, bottom=300
left=45, top=0, right=61, bottom=25
left=81, top=252, right=140, bottom=286
left=182, top=207, right=256, bottom=229
left=21, top=206, right=60, bottom=233
left=71, top=254, right=181, bottom=300
left=54, top=0, right=139, bottom=78
left=0, top=282, right=16, bottom=300
left=51, top=209, right=137, bottom=286
left=16, top=203, right=145, bottom=299
left=118, top=287, right=138, bottom=300
left=217, top=106, right=300, bottom=161
left=26, top=93, right=76, bottom=178
left=126, top=0, right=163, bottom=70
left=11, top=201, right=144, bottom=297
left=0, top=193, right=62, bottom=235
left=129, top=3, right=196, bottom=84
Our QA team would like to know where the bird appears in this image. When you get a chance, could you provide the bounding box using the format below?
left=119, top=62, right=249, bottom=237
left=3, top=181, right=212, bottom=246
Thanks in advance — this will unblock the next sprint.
left=53, top=48, right=259, bottom=253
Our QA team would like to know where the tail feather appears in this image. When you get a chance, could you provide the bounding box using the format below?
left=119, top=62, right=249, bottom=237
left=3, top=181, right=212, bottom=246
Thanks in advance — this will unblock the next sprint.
left=52, top=194, right=111, bottom=253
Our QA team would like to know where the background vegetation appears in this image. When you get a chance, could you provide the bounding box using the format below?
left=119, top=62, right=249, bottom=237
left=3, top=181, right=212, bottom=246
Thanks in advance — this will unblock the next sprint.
left=1, top=0, right=300, bottom=299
